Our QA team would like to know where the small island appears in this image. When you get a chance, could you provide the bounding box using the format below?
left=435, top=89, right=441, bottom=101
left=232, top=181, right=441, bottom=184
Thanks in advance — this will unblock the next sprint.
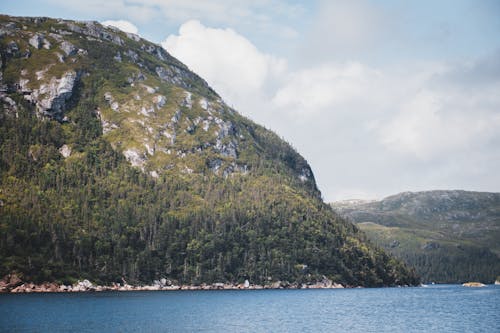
left=462, top=282, right=486, bottom=287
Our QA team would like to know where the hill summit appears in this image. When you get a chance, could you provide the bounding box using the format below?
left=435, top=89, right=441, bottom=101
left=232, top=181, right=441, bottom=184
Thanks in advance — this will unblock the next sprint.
left=0, top=14, right=418, bottom=287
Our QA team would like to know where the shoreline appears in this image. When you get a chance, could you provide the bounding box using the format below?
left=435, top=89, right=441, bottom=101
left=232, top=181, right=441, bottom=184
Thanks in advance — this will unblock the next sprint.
left=3, top=282, right=348, bottom=293
left=1, top=275, right=348, bottom=293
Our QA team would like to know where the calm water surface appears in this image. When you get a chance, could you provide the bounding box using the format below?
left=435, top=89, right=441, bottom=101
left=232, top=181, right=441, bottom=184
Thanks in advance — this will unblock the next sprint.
left=1, top=284, right=499, bottom=332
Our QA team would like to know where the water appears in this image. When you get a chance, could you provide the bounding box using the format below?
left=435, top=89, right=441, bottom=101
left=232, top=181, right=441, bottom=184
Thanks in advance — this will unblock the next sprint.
left=1, top=285, right=499, bottom=332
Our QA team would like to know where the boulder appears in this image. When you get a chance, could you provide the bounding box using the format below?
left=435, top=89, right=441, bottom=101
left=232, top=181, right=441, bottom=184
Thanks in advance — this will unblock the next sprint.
left=40, top=282, right=59, bottom=292
left=213, top=282, right=224, bottom=289
left=320, top=276, right=333, bottom=288
left=11, top=284, right=26, bottom=293
left=59, top=144, right=71, bottom=158
left=59, top=284, right=71, bottom=291
left=73, top=279, right=94, bottom=291
left=270, top=281, right=282, bottom=289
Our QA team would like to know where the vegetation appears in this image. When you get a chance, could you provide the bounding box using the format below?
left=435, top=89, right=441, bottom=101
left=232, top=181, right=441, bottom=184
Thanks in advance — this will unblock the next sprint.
left=332, top=191, right=500, bottom=284
left=0, top=15, right=419, bottom=287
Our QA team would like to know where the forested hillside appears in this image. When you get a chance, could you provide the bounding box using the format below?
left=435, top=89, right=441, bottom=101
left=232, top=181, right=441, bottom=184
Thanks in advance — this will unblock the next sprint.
left=0, top=15, right=418, bottom=287
left=332, top=191, right=500, bottom=283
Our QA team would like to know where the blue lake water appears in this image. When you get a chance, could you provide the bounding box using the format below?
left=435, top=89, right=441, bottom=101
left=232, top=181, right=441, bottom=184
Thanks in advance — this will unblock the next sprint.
left=1, top=284, right=499, bottom=332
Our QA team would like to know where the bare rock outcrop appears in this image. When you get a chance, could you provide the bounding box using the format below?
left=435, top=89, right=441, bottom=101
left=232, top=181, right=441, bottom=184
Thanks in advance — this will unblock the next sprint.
left=65, top=21, right=123, bottom=46
left=29, top=70, right=81, bottom=120
left=29, top=33, right=51, bottom=49
left=60, top=40, right=77, bottom=56
left=0, top=273, right=23, bottom=292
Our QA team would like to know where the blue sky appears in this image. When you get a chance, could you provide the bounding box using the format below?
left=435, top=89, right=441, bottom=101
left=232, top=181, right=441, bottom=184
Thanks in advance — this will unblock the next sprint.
left=2, top=0, right=500, bottom=201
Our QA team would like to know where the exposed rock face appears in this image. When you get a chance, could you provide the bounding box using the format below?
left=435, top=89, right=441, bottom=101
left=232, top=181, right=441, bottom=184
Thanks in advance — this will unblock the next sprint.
left=126, top=32, right=141, bottom=42
left=123, top=149, right=146, bottom=169
left=155, top=65, right=213, bottom=94
left=0, top=273, right=23, bottom=292
left=27, top=33, right=51, bottom=50
left=156, top=66, right=186, bottom=87
left=65, top=20, right=123, bottom=46
left=60, top=40, right=77, bottom=56
left=29, top=33, right=44, bottom=49
left=154, top=95, right=166, bottom=108
left=30, top=70, right=81, bottom=119
left=216, top=140, right=237, bottom=159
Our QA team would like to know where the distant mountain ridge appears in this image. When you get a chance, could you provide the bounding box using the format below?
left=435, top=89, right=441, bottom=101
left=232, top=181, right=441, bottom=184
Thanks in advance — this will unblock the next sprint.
left=0, top=14, right=418, bottom=288
left=332, top=190, right=500, bottom=283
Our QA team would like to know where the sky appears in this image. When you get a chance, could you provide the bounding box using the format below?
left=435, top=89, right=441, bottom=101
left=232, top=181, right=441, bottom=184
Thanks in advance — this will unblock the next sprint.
left=2, top=0, right=500, bottom=201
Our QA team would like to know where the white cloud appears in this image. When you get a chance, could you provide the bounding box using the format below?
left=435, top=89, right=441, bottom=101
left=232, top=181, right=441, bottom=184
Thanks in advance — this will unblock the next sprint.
left=379, top=89, right=500, bottom=159
left=267, top=57, right=500, bottom=162
left=301, top=0, right=392, bottom=62
left=162, top=20, right=286, bottom=107
left=101, top=20, right=139, bottom=34
left=315, top=0, right=384, bottom=47
left=272, top=62, right=382, bottom=113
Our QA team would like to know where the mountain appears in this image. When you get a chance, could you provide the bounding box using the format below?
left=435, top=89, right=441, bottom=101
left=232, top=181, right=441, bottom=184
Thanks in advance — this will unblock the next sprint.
left=332, top=190, right=500, bottom=283
left=0, top=14, right=418, bottom=287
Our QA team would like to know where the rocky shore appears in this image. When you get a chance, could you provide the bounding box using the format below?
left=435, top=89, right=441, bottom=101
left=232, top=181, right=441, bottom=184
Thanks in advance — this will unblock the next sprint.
left=0, top=274, right=345, bottom=293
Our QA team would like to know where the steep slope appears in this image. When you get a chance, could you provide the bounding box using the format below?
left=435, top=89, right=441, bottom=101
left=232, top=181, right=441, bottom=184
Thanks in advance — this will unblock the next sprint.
left=332, top=191, right=500, bottom=283
left=0, top=15, right=418, bottom=287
